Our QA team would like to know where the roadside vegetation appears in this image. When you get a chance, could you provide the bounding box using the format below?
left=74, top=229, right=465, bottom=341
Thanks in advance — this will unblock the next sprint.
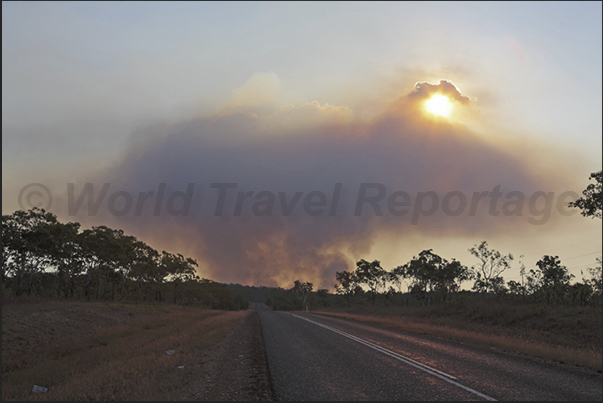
left=2, top=209, right=248, bottom=311
left=2, top=300, right=249, bottom=400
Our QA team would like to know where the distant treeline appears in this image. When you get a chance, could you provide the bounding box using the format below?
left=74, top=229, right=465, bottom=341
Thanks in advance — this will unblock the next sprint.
left=330, top=244, right=602, bottom=308
left=255, top=242, right=601, bottom=311
left=4, top=209, right=601, bottom=312
left=2, top=208, right=248, bottom=310
left=312, top=169, right=600, bottom=310
left=215, top=244, right=603, bottom=311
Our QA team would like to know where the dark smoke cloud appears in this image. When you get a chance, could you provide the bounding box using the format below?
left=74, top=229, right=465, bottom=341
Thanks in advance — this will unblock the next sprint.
left=58, top=83, right=574, bottom=289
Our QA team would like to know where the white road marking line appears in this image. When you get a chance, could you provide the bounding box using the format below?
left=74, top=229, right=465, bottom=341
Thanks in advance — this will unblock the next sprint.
left=289, top=313, right=497, bottom=401
left=290, top=313, right=456, bottom=379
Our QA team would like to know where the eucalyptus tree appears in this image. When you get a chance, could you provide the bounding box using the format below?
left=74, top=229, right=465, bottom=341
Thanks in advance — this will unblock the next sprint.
left=404, top=249, right=470, bottom=304
left=387, top=265, right=409, bottom=305
left=569, top=170, right=602, bottom=219
left=160, top=251, right=198, bottom=303
left=469, top=241, right=513, bottom=294
left=2, top=208, right=57, bottom=296
left=291, top=280, right=313, bottom=306
left=41, top=219, right=82, bottom=298
left=127, top=240, right=161, bottom=301
left=355, top=259, right=387, bottom=305
left=528, top=255, right=574, bottom=305
left=78, top=226, right=126, bottom=300
left=335, top=270, right=358, bottom=307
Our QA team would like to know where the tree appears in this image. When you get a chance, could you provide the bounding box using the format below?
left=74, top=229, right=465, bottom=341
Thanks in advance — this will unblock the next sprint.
left=2, top=208, right=57, bottom=296
left=528, top=255, right=574, bottom=305
left=469, top=241, right=513, bottom=294
left=128, top=240, right=161, bottom=301
left=291, top=280, right=313, bottom=306
left=404, top=251, right=441, bottom=304
left=42, top=220, right=82, bottom=298
left=568, top=282, right=593, bottom=306
left=569, top=170, right=602, bottom=219
left=1, top=208, right=210, bottom=305
left=584, top=257, right=602, bottom=303
left=404, top=249, right=470, bottom=304
left=388, top=265, right=407, bottom=305
left=160, top=251, right=198, bottom=304
left=588, top=257, right=602, bottom=295
left=335, top=270, right=358, bottom=307
left=435, top=259, right=471, bottom=298
left=355, top=259, right=387, bottom=305
left=506, top=280, right=525, bottom=296
left=78, top=226, right=126, bottom=300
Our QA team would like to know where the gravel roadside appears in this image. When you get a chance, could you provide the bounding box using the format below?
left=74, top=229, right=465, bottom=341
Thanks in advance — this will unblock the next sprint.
left=179, top=310, right=274, bottom=401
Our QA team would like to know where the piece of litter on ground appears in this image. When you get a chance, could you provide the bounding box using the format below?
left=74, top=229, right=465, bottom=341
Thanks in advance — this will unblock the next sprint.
left=32, top=385, right=48, bottom=393
left=177, top=366, right=185, bottom=369
left=166, top=350, right=176, bottom=355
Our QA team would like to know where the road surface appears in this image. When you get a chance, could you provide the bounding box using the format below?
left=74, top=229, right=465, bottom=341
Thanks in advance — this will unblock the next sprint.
left=255, top=304, right=602, bottom=401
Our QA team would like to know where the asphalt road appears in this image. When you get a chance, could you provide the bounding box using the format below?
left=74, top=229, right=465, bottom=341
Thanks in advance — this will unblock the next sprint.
left=255, top=303, right=603, bottom=401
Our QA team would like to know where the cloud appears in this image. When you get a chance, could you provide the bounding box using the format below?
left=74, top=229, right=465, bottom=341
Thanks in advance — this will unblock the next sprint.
left=223, top=72, right=282, bottom=111
left=54, top=81, right=576, bottom=289
left=408, top=79, right=471, bottom=104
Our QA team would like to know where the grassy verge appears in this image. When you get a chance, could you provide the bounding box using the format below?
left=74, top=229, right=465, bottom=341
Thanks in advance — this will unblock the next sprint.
left=313, top=302, right=602, bottom=372
left=2, top=299, right=249, bottom=400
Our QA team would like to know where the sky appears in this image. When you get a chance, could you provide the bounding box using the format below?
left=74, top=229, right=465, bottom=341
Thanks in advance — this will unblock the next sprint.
left=3, top=1, right=602, bottom=290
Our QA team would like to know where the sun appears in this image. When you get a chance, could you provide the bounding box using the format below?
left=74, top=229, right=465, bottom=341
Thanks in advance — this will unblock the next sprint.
left=424, top=94, right=453, bottom=118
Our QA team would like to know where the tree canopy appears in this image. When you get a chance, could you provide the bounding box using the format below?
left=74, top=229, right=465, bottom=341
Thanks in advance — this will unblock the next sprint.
left=469, top=241, right=513, bottom=294
left=569, top=170, right=602, bottom=219
left=2, top=208, right=247, bottom=310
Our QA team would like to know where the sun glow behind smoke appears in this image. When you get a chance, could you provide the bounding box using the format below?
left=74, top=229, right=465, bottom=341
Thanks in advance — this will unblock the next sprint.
left=424, top=94, right=453, bottom=118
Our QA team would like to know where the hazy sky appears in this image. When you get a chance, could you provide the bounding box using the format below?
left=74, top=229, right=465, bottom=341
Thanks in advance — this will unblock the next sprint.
left=3, top=2, right=601, bottom=289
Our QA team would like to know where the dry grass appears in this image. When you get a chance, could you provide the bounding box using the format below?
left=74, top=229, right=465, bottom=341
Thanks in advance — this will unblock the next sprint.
left=314, top=302, right=602, bottom=373
left=2, top=299, right=249, bottom=400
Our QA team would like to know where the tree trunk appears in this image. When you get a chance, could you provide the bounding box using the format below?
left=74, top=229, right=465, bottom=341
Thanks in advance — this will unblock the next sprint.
left=27, top=272, right=34, bottom=296
left=16, top=256, right=25, bottom=296
left=85, top=271, right=92, bottom=301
